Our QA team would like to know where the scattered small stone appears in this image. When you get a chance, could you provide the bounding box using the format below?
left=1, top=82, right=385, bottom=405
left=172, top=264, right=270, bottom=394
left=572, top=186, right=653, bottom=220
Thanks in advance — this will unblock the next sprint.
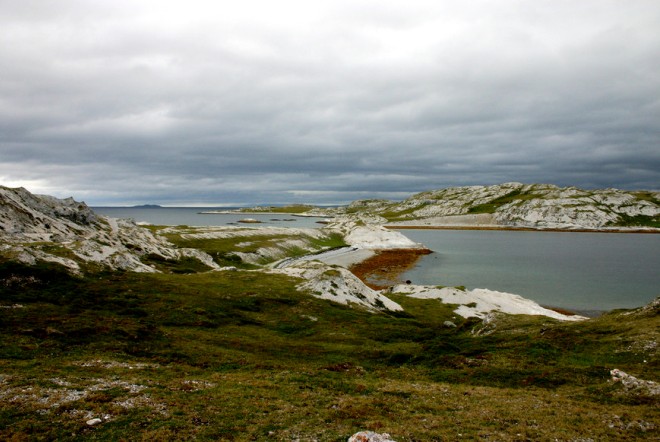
left=443, top=320, right=457, bottom=328
left=86, top=418, right=102, bottom=426
left=74, top=359, right=159, bottom=370
left=611, top=369, right=660, bottom=396
left=348, top=431, right=396, bottom=442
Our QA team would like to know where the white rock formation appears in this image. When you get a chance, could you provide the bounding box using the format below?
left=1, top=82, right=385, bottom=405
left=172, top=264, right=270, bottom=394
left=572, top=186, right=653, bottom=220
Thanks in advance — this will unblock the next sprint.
left=611, top=369, right=660, bottom=396
left=328, top=183, right=660, bottom=230
left=348, top=431, right=396, bottom=442
left=0, top=186, right=218, bottom=273
left=277, top=260, right=403, bottom=312
left=326, top=220, right=426, bottom=250
left=162, top=224, right=330, bottom=265
left=391, top=284, right=587, bottom=321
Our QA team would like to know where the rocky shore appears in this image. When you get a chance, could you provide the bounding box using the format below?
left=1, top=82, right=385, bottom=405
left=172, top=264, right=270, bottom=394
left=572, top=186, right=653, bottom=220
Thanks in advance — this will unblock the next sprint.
left=0, top=185, right=600, bottom=321
left=312, top=183, right=660, bottom=232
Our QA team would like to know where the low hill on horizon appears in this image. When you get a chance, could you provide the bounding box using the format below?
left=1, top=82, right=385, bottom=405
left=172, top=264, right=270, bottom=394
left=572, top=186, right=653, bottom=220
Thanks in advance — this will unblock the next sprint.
left=313, top=182, right=660, bottom=230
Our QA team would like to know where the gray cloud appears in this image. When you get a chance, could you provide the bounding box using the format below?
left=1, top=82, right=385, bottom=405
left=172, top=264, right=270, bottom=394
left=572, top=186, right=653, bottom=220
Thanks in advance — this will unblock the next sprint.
left=1, top=0, right=659, bottom=205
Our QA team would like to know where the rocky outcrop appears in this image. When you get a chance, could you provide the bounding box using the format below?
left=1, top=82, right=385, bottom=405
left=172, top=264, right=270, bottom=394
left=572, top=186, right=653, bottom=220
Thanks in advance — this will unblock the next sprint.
left=278, top=260, right=403, bottom=312
left=326, top=183, right=660, bottom=230
left=391, top=284, right=587, bottom=321
left=327, top=220, right=426, bottom=250
left=161, top=224, right=331, bottom=265
left=348, top=431, right=396, bottom=442
left=611, top=369, right=660, bottom=397
left=0, top=186, right=218, bottom=273
left=493, top=185, right=658, bottom=229
left=0, top=186, right=99, bottom=240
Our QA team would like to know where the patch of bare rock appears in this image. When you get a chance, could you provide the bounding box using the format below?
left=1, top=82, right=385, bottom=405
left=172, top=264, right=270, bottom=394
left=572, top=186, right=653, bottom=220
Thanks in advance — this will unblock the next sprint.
left=348, top=431, right=396, bottom=442
left=610, top=369, right=660, bottom=397
left=0, top=185, right=218, bottom=273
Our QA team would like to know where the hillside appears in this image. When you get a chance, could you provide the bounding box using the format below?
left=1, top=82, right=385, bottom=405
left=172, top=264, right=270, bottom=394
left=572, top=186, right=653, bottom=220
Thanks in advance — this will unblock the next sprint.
left=0, top=186, right=218, bottom=274
left=1, top=185, right=658, bottom=440
left=321, top=183, right=660, bottom=230
left=1, top=259, right=658, bottom=440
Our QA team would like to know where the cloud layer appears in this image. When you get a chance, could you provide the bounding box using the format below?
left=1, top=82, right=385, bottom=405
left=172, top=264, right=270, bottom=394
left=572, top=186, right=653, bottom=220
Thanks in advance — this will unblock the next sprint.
left=2, top=0, right=659, bottom=205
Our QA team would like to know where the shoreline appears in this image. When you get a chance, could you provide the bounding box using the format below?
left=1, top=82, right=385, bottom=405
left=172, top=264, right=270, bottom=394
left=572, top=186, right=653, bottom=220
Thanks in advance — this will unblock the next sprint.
left=348, top=248, right=433, bottom=290
left=386, top=225, right=660, bottom=234
left=345, top=249, right=595, bottom=317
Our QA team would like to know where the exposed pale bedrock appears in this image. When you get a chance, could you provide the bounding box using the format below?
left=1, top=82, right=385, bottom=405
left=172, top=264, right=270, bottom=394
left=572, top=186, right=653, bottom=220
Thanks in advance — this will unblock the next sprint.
left=326, top=183, right=660, bottom=230
left=0, top=186, right=218, bottom=273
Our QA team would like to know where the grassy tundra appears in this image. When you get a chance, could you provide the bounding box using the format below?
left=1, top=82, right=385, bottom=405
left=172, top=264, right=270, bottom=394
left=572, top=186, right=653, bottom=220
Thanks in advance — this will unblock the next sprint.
left=1, top=244, right=658, bottom=440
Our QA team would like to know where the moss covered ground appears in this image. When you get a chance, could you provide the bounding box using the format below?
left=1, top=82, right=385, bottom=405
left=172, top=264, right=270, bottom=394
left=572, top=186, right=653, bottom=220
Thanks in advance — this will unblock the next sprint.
left=0, top=255, right=658, bottom=440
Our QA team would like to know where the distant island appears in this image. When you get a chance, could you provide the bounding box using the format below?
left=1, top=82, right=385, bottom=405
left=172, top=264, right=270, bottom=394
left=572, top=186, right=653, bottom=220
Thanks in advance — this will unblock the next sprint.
left=132, top=204, right=162, bottom=208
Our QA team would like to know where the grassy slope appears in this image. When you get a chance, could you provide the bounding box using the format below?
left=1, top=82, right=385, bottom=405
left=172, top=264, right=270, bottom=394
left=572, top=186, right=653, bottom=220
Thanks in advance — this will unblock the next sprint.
left=1, top=260, right=658, bottom=441
left=157, top=228, right=346, bottom=269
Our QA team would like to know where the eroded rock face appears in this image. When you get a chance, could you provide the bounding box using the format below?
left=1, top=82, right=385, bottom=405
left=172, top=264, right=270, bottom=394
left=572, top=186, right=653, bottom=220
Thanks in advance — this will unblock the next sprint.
left=0, top=186, right=100, bottom=240
left=0, top=186, right=218, bottom=273
left=493, top=187, right=658, bottom=229
left=330, top=183, right=660, bottom=230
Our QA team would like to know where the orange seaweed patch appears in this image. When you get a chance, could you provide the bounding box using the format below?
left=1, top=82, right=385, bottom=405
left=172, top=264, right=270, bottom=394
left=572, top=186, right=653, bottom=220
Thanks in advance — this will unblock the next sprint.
left=349, top=248, right=432, bottom=290
left=542, top=305, right=579, bottom=316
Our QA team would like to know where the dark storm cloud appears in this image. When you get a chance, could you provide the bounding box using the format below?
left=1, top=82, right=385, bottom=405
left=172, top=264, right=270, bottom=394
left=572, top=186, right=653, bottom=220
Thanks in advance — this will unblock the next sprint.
left=1, top=0, right=659, bottom=205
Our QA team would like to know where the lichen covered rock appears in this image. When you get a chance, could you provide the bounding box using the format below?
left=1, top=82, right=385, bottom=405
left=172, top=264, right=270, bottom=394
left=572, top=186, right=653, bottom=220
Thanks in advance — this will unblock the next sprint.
left=348, top=431, right=396, bottom=442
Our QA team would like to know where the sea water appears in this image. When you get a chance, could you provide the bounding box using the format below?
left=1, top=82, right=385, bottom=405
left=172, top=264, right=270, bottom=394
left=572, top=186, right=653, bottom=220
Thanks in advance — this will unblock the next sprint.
left=400, top=229, right=659, bottom=312
left=93, top=207, right=330, bottom=229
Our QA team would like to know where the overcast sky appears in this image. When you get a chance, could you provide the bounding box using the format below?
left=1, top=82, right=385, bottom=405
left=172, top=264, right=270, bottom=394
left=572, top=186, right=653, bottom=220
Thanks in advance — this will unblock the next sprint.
left=1, top=0, right=659, bottom=206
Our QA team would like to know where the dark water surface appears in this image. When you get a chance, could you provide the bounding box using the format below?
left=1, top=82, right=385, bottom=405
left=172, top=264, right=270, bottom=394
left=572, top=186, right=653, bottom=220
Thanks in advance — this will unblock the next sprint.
left=399, top=229, right=659, bottom=312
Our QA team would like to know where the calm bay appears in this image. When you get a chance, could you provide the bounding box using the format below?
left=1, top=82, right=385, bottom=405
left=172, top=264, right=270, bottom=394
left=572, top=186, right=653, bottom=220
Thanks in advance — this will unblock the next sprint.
left=400, top=229, right=659, bottom=312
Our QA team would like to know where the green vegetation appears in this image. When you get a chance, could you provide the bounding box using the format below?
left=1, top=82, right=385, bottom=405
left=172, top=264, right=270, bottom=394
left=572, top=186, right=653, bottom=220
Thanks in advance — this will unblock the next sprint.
left=309, top=232, right=347, bottom=250
left=613, top=213, right=660, bottom=229
left=380, top=204, right=428, bottom=222
left=633, top=192, right=660, bottom=206
left=345, top=200, right=393, bottom=215
left=467, top=190, right=538, bottom=214
left=140, top=254, right=214, bottom=274
left=1, top=259, right=657, bottom=441
left=160, top=229, right=345, bottom=269
left=238, top=205, right=316, bottom=214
